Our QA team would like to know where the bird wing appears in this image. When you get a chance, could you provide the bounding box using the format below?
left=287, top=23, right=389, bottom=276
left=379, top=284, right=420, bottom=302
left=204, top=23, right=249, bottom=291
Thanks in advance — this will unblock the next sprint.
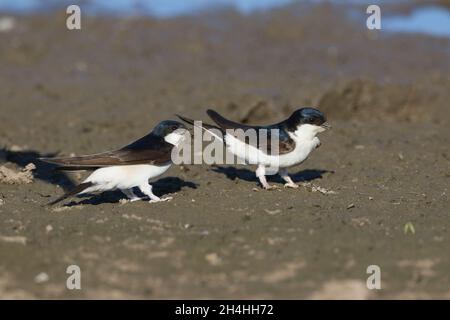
left=176, top=114, right=224, bottom=142
left=41, top=133, right=174, bottom=169
left=265, top=128, right=296, bottom=155
left=207, top=109, right=253, bottom=131
left=207, top=109, right=295, bottom=155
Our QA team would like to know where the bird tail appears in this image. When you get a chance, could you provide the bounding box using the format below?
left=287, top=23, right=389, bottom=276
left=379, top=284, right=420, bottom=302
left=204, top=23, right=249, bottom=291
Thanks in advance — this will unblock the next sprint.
left=176, top=114, right=224, bottom=142
left=47, top=182, right=93, bottom=206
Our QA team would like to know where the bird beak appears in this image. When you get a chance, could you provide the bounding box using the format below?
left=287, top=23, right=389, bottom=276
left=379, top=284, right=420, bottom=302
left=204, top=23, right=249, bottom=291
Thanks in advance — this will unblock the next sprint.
left=321, top=122, right=332, bottom=130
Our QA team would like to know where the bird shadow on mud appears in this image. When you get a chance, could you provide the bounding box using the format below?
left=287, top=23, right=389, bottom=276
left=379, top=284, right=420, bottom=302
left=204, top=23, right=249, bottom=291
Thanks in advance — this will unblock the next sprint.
left=63, top=177, right=198, bottom=207
left=211, top=165, right=332, bottom=185
left=0, top=148, right=76, bottom=190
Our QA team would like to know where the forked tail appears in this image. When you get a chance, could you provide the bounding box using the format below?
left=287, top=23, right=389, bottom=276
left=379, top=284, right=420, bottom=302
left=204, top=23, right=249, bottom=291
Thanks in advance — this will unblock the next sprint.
left=176, top=114, right=224, bottom=142
left=47, top=182, right=93, bottom=206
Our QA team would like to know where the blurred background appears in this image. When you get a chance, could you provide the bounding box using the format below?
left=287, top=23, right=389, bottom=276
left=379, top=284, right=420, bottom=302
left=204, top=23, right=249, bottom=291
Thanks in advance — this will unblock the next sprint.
left=0, top=0, right=449, bottom=299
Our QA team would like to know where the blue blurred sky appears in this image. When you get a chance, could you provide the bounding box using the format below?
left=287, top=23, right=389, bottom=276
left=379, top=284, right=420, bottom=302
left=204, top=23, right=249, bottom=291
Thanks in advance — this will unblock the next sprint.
left=0, top=0, right=449, bottom=37
left=0, top=0, right=402, bottom=16
left=2, top=0, right=295, bottom=16
left=384, top=6, right=450, bottom=38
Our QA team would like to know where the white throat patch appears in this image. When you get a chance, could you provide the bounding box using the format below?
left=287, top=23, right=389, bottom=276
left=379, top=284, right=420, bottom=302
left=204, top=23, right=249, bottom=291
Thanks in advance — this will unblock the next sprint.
left=164, top=130, right=187, bottom=146
left=293, top=124, right=325, bottom=140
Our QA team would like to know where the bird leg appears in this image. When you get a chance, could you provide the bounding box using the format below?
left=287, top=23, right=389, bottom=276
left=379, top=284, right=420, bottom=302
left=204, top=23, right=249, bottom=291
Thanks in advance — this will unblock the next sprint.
left=121, top=188, right=142, bottom=202
left=256, top=165, right=277, bottom=190
left=280, top=168, right=299, bottom=189
left=139, top=183, right=172, bottom=203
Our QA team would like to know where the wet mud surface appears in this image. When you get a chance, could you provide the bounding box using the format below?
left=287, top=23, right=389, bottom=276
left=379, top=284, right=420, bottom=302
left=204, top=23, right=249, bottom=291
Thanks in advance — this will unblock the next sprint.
left=0, top=2, right=449, bottom=298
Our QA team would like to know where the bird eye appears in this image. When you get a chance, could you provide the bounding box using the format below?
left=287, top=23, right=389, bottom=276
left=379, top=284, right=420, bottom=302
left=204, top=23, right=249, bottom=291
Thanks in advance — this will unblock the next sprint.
left=171, top=125, right=178, bottom=131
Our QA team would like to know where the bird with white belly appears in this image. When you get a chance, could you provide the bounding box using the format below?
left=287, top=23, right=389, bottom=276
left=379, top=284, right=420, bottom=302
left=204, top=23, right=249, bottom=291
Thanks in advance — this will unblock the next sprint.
left=178, top=108, right=330, bottom=189
left=41, top=120, right=189, bottom=205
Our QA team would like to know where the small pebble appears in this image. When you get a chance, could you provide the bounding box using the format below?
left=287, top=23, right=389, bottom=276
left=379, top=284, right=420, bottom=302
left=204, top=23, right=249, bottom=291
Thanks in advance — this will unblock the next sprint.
left=264, top=209, right=281, bottom=215
left=34, top=272, right=49, bottom=284
left=205, top=253, right=222, bottom=266
left=0, top=17, right=15, bottom=33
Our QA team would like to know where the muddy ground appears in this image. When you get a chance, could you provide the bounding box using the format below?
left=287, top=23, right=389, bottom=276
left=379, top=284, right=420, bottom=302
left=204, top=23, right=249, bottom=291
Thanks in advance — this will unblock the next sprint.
left=0, top=2, right=449, bottom=299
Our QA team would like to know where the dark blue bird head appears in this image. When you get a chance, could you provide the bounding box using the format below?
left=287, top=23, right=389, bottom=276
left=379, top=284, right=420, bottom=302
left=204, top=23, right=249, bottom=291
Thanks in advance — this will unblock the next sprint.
left=285, top=107, right=328, bottom=131
left=153, top=120, right=187, bottom=137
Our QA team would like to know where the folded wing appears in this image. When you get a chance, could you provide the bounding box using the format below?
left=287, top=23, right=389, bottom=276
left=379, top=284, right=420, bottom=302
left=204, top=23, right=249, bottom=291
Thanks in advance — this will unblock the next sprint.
left=41, top=133, right=174, bottom=170
left=207, top=109, right=253, bottom=131
left=207, top=109, right=295, bottom=155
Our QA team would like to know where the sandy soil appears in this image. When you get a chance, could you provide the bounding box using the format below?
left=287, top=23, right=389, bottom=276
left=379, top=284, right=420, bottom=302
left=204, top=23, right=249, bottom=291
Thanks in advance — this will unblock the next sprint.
left=0, top=2, right=449, bottom=299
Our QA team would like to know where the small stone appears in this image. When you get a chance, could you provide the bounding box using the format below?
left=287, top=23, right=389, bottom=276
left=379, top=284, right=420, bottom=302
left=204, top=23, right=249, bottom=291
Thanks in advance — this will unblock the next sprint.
left=264, top=209, right=281, bottom=215
left=45, top=225, right=53, bottom=233
left=9, top=145, right=25, bottom=152
left=34, top=272, right=49, bottom=284
left=311, top=185, right=338, bottom=195
left=24, top=163, right=36, bottom=172
left=0, top=17, right=15, bottom=32
left=205, top=253, right=222, bottom=266
left=0, top=235, right=27, bottom=245
left=347, top=203, right=355, bottom=209
left=0, top=164, right=35, bottom=184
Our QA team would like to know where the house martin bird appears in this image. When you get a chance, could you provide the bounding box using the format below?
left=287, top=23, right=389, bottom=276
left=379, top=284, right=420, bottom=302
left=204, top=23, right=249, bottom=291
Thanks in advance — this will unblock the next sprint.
left=41, top=120, right=188, bottom=205
left=178, top=108, right=329, bottom=189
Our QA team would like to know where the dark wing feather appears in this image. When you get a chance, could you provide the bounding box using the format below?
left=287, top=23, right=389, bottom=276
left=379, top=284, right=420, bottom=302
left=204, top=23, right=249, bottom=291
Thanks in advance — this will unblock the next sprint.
left=207, top=109, right=254, bottom=131
left=176, top=114, right=221, bottom=132
left=207, top=109, right=295, bottom=155
left=41, top=133, right=174, bottom=169
left=258, top=126, right=296, bottom=155
left=269, top=127, right=296, bottom=155
left=47, top=182, right=93, bottom=205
